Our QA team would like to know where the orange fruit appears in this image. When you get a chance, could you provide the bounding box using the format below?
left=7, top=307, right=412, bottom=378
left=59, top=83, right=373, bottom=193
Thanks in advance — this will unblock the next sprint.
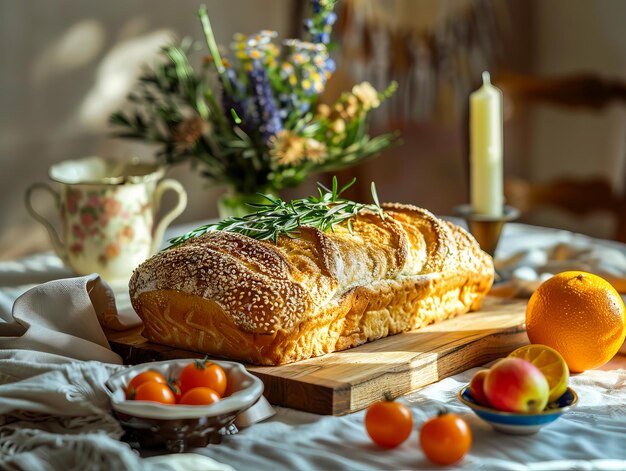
left=526, top=271, right=626, bottom=373
left=508, top=344, right=569, bottom=402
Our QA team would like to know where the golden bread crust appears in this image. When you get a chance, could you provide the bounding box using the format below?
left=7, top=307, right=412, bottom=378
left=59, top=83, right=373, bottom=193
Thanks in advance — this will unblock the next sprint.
left=129, top=204, right=494, bottom=365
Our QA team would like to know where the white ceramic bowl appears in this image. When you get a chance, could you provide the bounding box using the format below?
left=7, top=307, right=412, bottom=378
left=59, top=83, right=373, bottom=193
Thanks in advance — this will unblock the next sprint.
left=458, top=385, right=578, bottom=435
left=105, top=359, right=264, bottom=451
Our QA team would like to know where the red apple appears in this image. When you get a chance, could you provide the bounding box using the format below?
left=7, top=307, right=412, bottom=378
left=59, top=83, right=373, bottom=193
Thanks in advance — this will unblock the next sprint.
left=484, top=358, right=549, bottom=413
left=469, top=370, right=490, bottom=406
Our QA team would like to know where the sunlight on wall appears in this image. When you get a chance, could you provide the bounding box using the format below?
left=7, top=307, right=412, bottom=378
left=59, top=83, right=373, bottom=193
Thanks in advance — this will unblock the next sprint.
left=32, top=19, right=105, bottom=82
left=116, top=17, right=150, bottom=42
left=75, top=29, right=173, bottom=131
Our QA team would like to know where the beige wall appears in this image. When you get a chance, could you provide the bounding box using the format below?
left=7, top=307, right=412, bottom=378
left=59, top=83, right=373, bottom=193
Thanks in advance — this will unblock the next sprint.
left=531, top=0, right=626, bottom=182
left=526, top=0, right=626, bottom=236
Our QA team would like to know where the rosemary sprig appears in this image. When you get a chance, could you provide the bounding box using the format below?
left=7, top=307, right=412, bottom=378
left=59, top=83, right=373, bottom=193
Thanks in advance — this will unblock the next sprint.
left=167, top=177, right=384, bottom=247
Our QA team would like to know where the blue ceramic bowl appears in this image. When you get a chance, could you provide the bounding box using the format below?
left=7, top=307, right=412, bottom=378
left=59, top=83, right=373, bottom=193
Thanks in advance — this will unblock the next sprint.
left=458, top=386, right=578, bottom=435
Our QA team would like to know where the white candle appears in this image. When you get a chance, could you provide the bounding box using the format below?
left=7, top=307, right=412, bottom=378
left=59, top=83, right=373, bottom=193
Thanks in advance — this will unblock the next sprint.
left=470, top=71, right=503, bottom=217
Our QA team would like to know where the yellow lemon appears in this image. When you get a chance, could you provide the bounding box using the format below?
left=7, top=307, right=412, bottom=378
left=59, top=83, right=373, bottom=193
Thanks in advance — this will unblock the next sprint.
left=508, top=344, right=569, bottom=402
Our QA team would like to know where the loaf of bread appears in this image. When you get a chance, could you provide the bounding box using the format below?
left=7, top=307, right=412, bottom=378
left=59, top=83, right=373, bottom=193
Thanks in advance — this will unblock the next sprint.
left=129, top=203, right=494, bottom=365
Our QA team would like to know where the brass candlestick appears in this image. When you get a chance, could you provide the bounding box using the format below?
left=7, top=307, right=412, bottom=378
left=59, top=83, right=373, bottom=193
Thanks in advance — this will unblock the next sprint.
left=453, top=205, right=520, bottom=257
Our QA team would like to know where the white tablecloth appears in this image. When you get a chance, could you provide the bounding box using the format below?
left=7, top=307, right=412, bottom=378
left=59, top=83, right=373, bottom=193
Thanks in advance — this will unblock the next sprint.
left=2, top=222, right=626, bottom=470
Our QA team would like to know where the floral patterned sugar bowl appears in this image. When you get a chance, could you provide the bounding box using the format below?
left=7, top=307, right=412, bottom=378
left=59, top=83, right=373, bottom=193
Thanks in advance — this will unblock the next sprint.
left=25, top=156, right=187, bottom=282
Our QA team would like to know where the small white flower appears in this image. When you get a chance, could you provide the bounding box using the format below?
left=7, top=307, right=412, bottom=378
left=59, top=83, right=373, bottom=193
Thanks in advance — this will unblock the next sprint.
left=352, top=82, right=380, bottom=110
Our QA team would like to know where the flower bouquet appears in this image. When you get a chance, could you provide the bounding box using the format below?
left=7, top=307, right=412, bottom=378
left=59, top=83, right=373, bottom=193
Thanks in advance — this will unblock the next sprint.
left=110, top=0, right=397, bottom=217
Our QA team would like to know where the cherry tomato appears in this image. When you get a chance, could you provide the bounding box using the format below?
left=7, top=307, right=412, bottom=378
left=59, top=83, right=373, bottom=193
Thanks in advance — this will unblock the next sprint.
left=364, top=398, right=413, bottom=448
left=179, top=387, right=221, bottom=406
left=134, top=381, right=176, bottom=404
left=180, top=360, right=227, bottom=396
left=419, top=413, right=472, bottom=465
left=126, top=370, right=167, bottom=399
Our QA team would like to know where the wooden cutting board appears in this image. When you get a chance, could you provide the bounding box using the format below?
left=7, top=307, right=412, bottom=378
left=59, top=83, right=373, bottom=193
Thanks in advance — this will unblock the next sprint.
left=107, top=296, right=528, bottom=416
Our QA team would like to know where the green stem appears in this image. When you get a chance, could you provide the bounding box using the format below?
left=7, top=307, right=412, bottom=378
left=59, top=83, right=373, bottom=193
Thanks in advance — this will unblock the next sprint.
left=204, top=85, right=229, bottom=132
left=198, top=5, right=235, bottom=98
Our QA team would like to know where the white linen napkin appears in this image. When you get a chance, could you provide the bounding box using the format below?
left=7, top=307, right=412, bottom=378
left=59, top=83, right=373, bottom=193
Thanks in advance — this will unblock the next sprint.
left=493, top=241, right=626, bottom=297
left=0, top=274, right=137, bottom=364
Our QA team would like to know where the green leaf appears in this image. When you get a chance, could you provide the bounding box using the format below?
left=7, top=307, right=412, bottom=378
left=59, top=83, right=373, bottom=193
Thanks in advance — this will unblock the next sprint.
left=371, top=182, right=380, bottom=207
left=230, top=108, right=242, bottom=124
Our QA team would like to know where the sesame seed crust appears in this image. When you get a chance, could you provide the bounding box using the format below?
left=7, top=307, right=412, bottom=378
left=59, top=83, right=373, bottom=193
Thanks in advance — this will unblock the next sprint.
left=129, top=203, right=494, bottom=364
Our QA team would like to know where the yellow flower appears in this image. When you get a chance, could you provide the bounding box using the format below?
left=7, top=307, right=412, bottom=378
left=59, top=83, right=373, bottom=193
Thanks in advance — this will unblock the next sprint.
left=317, top=103, right=331, bottom=118
left=269, top=130, right=306, bottom=166
left=331, top=119, right=346, bottom=134
left=351, top=81, right=380, bottom=110
left=343, top=95, right=359, bottom=119
left=292, top=53, right=307, bottom=65
left=304, top=138, right=327, bottom=162
left=269, top=133, right=327, bottom=165
left=267, top=44, right=280, bottom=56
left=313, top=55, right=326, bottom=68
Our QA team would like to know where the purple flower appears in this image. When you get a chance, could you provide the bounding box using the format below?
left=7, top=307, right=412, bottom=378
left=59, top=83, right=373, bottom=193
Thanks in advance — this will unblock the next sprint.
left=324, top=12, right=337, bottom=25
left=248, top=63, right=283, bottom=142
left=306, top=0, right=336, bottom=44
left=324, top=57, right=336, bottom=73
left=316, top=32, right=331, bottom=44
